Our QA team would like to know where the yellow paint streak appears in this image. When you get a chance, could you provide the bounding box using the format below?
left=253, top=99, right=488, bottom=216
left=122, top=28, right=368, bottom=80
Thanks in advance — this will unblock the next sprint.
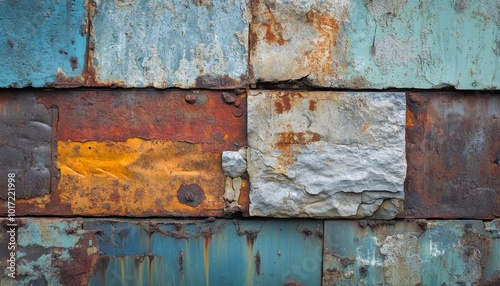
left=57, top=138, right=224, bottom=216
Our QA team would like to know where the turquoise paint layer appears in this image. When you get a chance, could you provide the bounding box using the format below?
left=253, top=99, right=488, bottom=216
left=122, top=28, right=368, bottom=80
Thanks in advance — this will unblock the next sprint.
left=86, top=219, right=323, bottom=286
left=0, top=0, right=88, bottom=87
left=342, top=0, right=499, bottom=89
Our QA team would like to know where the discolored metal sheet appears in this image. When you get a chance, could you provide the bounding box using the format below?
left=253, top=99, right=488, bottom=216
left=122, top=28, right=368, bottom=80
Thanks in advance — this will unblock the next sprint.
left=0, top=218, right=99, bottom=286
left=38, top=89, right=247, bottom=152
left=323, top=220, right=500, bottom=285
left=404, top=92, right=500, bottom=219
left=10, top=138, right=249, bottom=217
left=0, top=92, right=55, bottom=199
left=0, top=0, right=88, bottom=88
left=88, top=0, right=249, bottom=88
left=250, top=0, right=499, bottom=89
left=85, top=219, right=323, bottom=286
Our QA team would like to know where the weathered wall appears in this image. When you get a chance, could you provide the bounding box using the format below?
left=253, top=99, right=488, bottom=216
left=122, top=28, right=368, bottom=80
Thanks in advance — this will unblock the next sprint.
left=0, top=0, right=499, bottom=285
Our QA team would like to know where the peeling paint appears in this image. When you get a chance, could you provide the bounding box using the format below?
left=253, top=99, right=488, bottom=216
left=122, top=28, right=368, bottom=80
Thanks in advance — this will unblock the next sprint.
left=89, top=0, right=249, bottom=88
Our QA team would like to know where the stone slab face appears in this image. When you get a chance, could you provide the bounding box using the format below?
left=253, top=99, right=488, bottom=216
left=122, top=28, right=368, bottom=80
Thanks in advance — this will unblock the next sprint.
left=323, top=220, right=500, bottom=285
left=0, top=0, right=88, bottom=87
left=89, top=0, right=249, bottom=88
left=250, top=0, right=499, bottom=89
left=247, top=91, right=406, bottom=218
left=404, top=92, right=500, bottom=219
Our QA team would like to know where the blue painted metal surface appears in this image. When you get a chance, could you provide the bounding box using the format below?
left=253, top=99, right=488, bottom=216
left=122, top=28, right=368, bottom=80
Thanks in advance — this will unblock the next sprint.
left=86, top=219, right=323, bottom=286
left=250, top=0, right=499, bottom=89
left=323, top=220, right=500, bottom=285
left=0, top=0, right=88, bottom=87
left=89, top=0, right=249, bottom=88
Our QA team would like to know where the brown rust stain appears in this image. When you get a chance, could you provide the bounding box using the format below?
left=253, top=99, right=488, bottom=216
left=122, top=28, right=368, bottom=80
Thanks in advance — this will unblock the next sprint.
left=309, top=100, right=317, bottom=111
left=59, top=235, right=99, bottom=286
left=255, top=250, right=261, bottom=275
left=70, top=57, right=78, bottom=70
left=404, top=92, right=500, bottom=219
left=274, top=92, right=303, bottom=114
left=37, top=90, right=246, bottom=152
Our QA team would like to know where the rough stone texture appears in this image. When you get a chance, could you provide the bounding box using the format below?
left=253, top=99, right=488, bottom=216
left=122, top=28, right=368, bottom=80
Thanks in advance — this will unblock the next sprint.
left=0, top=0, right=88, bottom=87
left=250, top=0, right=499, bottom=89
left=89, top=0, right=249, bottom=88
left=323, top=220, right=499, bottom=285
left=404, top=92, right=500, bottom=219
left=0, top=92, right=54, bottom=199
left=247, top=91, right=406, bottom=218
left=222, top=151, right=247, bottom=178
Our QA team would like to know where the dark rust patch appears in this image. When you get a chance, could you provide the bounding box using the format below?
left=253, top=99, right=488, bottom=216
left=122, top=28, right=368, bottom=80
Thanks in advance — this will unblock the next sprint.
left=358, top=220, right=395, bottom=229
left=70, top=57, right=78, bottom=70
left=255, top=250, right=261, bottom=275
left=178, top=250, right=184, bottom=274
left=339, top=256, right=355, bottom=268
left=404, top=92, right=500, bottom=219
left=195, top=74, right=247, bottom=89
left=177, top=184, right=206, bottom=207
left=59, top=236, right=99, bottom=286
left=222, top=92, right=236, bottom=104
left=359, top=265, right=368, bottom=277
left=7, top=39, right=14, bottom=47
left=185, top=93, right=197, bottom=104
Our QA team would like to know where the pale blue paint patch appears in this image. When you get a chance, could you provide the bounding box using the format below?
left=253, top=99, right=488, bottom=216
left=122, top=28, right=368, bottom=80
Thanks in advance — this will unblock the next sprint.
left=17, top=219, right=81, bottom=248
left=0, top=0, right=88, bottom=87
left=90, top=0, right=249, bottom=88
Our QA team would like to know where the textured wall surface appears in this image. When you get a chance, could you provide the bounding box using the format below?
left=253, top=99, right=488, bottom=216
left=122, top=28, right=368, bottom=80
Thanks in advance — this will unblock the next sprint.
left=248, top=91, right=406, bottom=218
left=0, top=0, right=499, bottom=285
left=250, top=0, right=499, bottom=89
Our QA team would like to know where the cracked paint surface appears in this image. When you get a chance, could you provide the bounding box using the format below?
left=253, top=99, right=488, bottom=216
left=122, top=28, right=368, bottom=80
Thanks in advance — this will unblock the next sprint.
left=247, top=91, right=406, bottom=218
left=250, top=0, right=499, bottom=89
left=89, top=0, right=249, bottom=88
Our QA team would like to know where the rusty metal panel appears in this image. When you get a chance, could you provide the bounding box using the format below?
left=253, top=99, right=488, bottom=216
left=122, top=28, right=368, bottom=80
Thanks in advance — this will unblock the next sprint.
left=0, top=92, right=55, bottom=199
left=323, top=220, right=500, bottom=285
left=404, top=92, right=500, bottom=219
left=88, top=0, right=249, bottom=88
left=0, top=218, right=99, bottom=285
left=38, top=89, right=247, bottom=151
left=10, top=90, right=248, bottom=217
left=250, top=0, right=499, bottom=89
left=85, top=219, right=323, bottom=286
left=247, top=90, right=406, bottom=219
left=0, top=0, right=88, bottom=88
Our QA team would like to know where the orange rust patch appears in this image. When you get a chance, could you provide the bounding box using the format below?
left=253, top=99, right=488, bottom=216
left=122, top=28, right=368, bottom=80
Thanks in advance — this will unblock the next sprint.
left=304, top=9, right=346, bottom=81
left=52, top=139, right=225, bottom=217
left=277, top=131, right=321, bottom=145
left=252, top=1, right=287, bottom=46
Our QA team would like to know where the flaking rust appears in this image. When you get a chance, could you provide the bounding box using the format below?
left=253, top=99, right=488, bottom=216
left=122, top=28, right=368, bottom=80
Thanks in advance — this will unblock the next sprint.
left=404, top=92, right=500, bottom=219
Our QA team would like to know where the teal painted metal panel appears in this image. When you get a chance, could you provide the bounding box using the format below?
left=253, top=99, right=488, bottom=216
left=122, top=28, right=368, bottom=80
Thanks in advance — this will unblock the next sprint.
left=323, top=220, right=500, bottom=285
left=89, top=0, right=249, bottom=88
left=250, top=0, right=499, bottom=89
left=0, top=0, right=88, bottom=87
left=86, top=219, right=323, bottom=286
